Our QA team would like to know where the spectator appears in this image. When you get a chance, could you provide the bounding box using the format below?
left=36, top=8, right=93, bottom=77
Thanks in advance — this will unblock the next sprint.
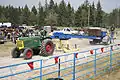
left=7, top=32, right=11, bottom=40
left=110, top=24, right=115, bottom=43
left=11, top=29, right=16, bottom=43
left=4, top=29, right=8, bottom=40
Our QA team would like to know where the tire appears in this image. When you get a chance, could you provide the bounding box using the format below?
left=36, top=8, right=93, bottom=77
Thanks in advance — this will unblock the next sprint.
left=89, top=41, right=94, bottom=45
left=11, top=47, right=21, bottom=58
left=23, top=48, right=33, bottom=60
left=0, top=41, right=4, bottom=44
left=40, top=39, right=55, bottom=56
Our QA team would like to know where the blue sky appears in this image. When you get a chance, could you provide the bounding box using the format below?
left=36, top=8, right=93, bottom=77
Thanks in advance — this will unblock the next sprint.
left=0, top=0, right=120, bottom=13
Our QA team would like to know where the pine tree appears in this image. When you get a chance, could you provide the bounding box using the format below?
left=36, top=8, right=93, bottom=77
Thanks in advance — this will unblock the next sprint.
left=118, top=8, right=120, bottom=27
left=92, top=2, right=96, bottom=26
left=102, top=12, right=109, bottom=27
left=66, top=2, right=74, bottom=27
left=37, top=2, right=45, bottom=26
left=17, top=6, right=22, bottom=25
left=45, top=0, right=48, bottom=10
left=29, top=12, right=37, bottom=26
left=45, top=9, right=58, bottom=26
left=96, top=0, right=103, bottom=27
left=44, top=0, right=48, bottom=20
left=19, top=7, right=24, bottom=25
left=0, top=0, right=119, bottom=27
left=85, top=0, right=89, bottom=27
left=80, top=0, right=90, bottom=27
left=0, top=5, right=2, bottom=17
left=31, top=6, right=37, bottom=15
left=53, top=3, right=59, bottom=14
left=75, top=6, right=82, bottom=27
left=8, top=5, right=19, bottom=24
left=22, top=5, right=30, bottom=25
left=117, top=8, right=120, bottom=26
left=81, top=4, right=87, bottom=27
left=12, top=8, right=20, bottom=24
left=58, top=0, right=67, bottom=26
left=4, top=6, right=9, bottom=21
left=49, top=0, right=54, bottom=10
left=89, top=2, right=95, bottom=26
left=0, top=13, right=8, bottom=22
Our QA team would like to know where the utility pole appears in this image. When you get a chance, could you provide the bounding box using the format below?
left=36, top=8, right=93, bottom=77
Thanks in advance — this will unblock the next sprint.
left=118, top=8, right=120, bottom=27
left=117, top=8, right=119, bottom=27
left=88, top=4, right=90, bottom=27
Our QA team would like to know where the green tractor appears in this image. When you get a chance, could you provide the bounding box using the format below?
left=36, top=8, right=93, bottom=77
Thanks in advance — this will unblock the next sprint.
left=11, top=30, right=55, bottom=60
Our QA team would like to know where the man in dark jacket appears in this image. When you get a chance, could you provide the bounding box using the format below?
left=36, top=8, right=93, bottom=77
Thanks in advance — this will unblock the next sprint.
left=110, top=25, right=115, bottom=43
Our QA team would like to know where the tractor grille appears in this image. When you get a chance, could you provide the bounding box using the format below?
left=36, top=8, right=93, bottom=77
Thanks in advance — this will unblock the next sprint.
left=16, top=40, right=24, bottom=48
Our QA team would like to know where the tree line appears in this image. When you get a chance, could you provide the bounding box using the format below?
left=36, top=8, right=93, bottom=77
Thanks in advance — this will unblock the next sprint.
left=0, top=0, right=120, bottom=27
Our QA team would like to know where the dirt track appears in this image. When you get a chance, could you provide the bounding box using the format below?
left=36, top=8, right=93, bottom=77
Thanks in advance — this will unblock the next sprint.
left=0, top=41, right=15, bottom=57
left=0, top=38, right=108, bottom=66
left=0, top=38, right=120, bottom=80
left=0, top=38, right=120, bottom=66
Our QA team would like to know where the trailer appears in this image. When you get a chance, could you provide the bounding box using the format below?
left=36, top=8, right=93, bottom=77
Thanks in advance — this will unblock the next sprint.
left=51, top=27, right=110, bottom=45
left=51, top=32, right=103, bottom=40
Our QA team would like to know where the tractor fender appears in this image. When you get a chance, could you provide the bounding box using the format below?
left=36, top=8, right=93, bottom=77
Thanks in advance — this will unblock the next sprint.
left=43, top=37, right=52, bottom=40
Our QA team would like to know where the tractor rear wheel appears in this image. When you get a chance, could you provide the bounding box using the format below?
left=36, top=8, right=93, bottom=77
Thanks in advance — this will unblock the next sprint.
left=23, top=48, right=33, bottom=60
left=11, top=47, right=21, bottom=58
left=40, top=39, right=54, bottom=56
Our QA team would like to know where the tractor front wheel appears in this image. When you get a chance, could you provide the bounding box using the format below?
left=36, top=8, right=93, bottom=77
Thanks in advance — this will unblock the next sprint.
left=23, top=48, right=33, bottom=60
left=40, top=39, right=55, bottom=56
left=11, top=47, right=21, bottom=58
left=89, top=41, right=95, bottom=45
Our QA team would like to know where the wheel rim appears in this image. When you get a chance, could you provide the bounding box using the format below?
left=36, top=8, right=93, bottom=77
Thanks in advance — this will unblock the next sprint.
left=46, top=43, right=52, bottom=53
left=26, top=50, right=32, bottom=58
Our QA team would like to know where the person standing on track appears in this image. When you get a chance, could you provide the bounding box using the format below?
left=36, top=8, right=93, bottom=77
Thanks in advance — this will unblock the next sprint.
left=110, top=24, right=115, bottom=43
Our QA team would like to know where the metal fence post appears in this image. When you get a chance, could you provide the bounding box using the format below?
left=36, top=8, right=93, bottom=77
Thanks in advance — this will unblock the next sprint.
left=73, top=53, right=76, bottom=80
left=40, top=60, right=42, bottom=80
left=94, top=49, right=97, bottom=77
left=110, top=46, right=113, bottom=70
left=58, top=58, right=61, bottom=78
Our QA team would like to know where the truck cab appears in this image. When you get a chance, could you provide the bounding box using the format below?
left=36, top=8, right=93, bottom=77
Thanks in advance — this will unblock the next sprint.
left=53, top=28, right=78, bottom=35
left=88, top=27, right=109, bottom=45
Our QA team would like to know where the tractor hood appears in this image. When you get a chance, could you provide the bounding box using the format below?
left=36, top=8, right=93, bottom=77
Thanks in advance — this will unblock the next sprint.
left=18, top=36, right=40, bottom=40
left=17, top=36, right=41, bottom=49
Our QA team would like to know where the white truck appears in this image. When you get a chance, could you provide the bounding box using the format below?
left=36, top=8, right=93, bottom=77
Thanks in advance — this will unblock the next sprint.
left=53, top=28, right=78, bottom=34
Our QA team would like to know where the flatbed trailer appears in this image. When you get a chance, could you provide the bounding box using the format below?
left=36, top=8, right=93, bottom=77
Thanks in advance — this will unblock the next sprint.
left=50, top=32, right=102, bottom=40
left=50, top=30, right=109, bottom=45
